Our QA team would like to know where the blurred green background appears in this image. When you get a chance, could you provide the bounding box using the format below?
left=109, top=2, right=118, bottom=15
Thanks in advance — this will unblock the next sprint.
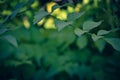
left=0, top=0, right=120, bottom=80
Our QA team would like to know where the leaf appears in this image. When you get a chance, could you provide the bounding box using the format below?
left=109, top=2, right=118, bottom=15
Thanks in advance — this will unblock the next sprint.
left=97, top=30, right=110, bottom=36
left=104, top=38, right=120, bottom=52
left=34, top=10, right=50, bottom=24
left=68, top=0, right=74, bottom=3
left=83, top=20, right=102, bottom=31
left=77, top=64, right=93, bottom=80
left=55, top=19, right=73, bottom=31
left=91, top=34, right=103, bottom=41
left=0, top=28, right=7, bottom=35
left=52, top=4, right=60, bottom=12
left=10, top=0, right=34, bottom=19
left=52, top=3, right=72, bottom=12
left=67, top=12, right=85, bottom=21
left=94, top=39, right=106, bottom=52
left=74, top=28, right=87, bottom=37
left=10, top=2, right=25, bottom=19
left=76, top=35, right=88, bottom=49
left=3, top=35, right=18, bottom=47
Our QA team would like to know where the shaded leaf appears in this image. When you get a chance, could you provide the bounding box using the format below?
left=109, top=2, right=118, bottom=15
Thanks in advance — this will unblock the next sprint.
left=34, top=10, right=50, bottom=24
left=76, top=35, right=88, bottom=49
left=0, top=28, right=7, bottom=35
left=52, top=3, right=72, bottom=12
left=52, top=4, right=60, bottom=12
left=11, top=0, right=34, bottom=19
left=94, top=39, right=106, bottom=52
left=10, top=2, right=25, bottom=19
left=74, top=28, right=87, bottom=37
left=55, top=19, right=73, bottom=31
left=3, top=35, right=18, bottom=47
left=33, top=69, right=46, bottom=80
left=77, top=64, right=94, bottom=80
left=83, top=20, right=102, bottom=31
left=97, top=30, right=110, bottom=36
left=67, top=12, right=85, bottom=21
left=92, top=34, right=103, bottom=41
left=104, top=38, right=120, bottom=52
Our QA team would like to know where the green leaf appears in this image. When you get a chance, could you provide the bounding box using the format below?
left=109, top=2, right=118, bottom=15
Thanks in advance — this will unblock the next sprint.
left=97, top=30, right=110, bottom=36
left=94, top=39, right=106, bottom=52
left=34, top=10, right=50, bottom=24
left=52, top=3, right=73, bottom=12
left=74, top=28, right=87, bottom=37
left=3, top=35, right=18, bottom=47
left=10, top=2, right=25, bottom=19
left=0, top=28, right=7, bottom=35
left=77, top=64, right=93, bottom=80
left=76, top=35, right=88, bottom=49
left=52, top=4, right=60, bottom=12
left=83, top=20, right=102, bottom=31
left=92, top=34, right=103, bottom=41
left=55, top=19, right=73, bottom=31
left=104, top=38, right=120, bottom=52
left=10, top=0, right=34, bottom=19
left=67, top=12, right=85, bottom=21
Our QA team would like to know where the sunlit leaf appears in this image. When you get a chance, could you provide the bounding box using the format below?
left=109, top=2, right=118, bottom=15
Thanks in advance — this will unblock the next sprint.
left=55, top=19, right=73, bottom=31
left=74, top=28, right=87, bottom=37
left=67, top=12, right=85, bottom=21
left=83, top=20, right=102, bottom=31
left=3, top=35, right=18, bottom=47
left=97, top=30, right=110, bottom=36
left=92, top=34, right=103, bottom=41
left=34, top=10, right=50, bottom=24
left=104, top=38, right=120, bottom=52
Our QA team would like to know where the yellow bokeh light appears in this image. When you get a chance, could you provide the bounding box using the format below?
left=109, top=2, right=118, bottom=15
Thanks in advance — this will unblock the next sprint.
left=46, top=2, right=56, bottom=13
left=83, top=0, right=89, bottom=4
left=74, top=3, right=82, bottom=12
left=67, top=6, right=74, bottom=13
left=37, top=18, right=45, bottom=26
left=51, top=8, right=61, bottom=16
left=23, top=17, right=30, bottom=29
left=44, top=17, right=56, bottom=29
left=56, top=10, right=67, bottom=20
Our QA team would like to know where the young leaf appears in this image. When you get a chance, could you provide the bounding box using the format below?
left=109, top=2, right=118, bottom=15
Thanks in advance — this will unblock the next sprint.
left=67, top=12, right=85, bottom=21
left=97, top=30, right=110, bottom=36
left=55, top=19, right=73, bottom=31
left=34, top=10, right=50, bottom=24
left=74, top=28, right=87, bottom=37
left=104, top=38, right=120, bottom=52
left=3, top=35, right=18, bottom=47
left=83, top=20, right=102, bottom=31
left=91, top=34, right=103, bottom=41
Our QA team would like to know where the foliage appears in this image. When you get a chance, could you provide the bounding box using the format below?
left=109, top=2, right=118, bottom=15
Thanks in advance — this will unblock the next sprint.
left=0, top=0, right=120, bottom=80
